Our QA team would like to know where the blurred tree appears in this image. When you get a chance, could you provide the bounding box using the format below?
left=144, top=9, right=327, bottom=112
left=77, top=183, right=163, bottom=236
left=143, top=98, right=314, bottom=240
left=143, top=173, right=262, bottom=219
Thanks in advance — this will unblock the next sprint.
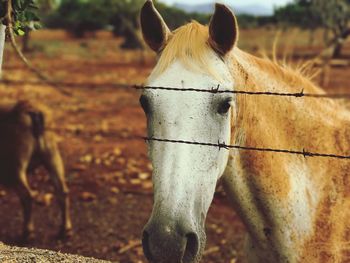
left=45, top=0, right=109, bottom=37
left=274, top=0, right=350, bottom=57
left=311, top=0, right=350, bottom=57
left=275, top=0, right=320, bottom=29
left=44, top=0, right=211, bottom=49
left=35, top=0, right=58, bottom=14
left=21, top=0, right=58, bottom=52
left=45, top=0, right=144, bottom=48
left=274, top=0, right=321, bottom=45
left=106, top=0, right=144, bottom=49
left=236, top=14, right=258, bottom=29
left=256, top=16, right=276, bottom=27
left=21, top=22, right=31, bottom=52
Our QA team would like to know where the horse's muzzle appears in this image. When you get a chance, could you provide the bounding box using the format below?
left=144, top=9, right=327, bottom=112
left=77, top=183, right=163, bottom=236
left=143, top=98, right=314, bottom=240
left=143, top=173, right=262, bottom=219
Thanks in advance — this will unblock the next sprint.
left=142, top=219, right=200, bottom=263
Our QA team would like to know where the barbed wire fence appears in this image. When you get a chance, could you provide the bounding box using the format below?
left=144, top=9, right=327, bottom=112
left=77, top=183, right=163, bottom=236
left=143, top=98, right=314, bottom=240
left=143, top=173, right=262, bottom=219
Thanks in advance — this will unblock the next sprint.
left=31, top=82, right=350, bottom=161
left=2, top=0, right=349, bottom=162
left=3, top=78, right=350, bottom=160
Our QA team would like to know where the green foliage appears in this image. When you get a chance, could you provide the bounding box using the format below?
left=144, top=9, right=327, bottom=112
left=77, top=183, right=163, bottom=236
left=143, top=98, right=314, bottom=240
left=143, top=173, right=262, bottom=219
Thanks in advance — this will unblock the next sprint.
left=44, top=0, right=211, bottom=37
left=274, top=0, right=321, bottom=29
left=105, top=0, right=145, bottom=35
left=311, top=0, right=350, bottom=35
left=274, top=0, right=350, bottom=57
left=45, top=0, right=109, bottom=37
left=274, top=0, right=350, bottom=33
left=237, top=14, right=276, bottom=29
left=35, top=0, right=58, bottom=14
left=0, top=0, right=40, bottom=35
left=45, top=0, right=145, bottom=37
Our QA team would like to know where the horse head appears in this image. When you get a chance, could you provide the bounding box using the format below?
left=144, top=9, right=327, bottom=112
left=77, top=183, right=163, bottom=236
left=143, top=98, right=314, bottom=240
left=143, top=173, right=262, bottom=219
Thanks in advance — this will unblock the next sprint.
left=140, top=1, right=238, bottom=262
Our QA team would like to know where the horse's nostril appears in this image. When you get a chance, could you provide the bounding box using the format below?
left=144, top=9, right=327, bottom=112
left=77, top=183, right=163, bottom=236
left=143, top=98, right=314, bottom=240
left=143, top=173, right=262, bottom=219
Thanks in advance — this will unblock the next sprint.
left=142, top=224, right=201, bottom=263
left=142, top=230, right=153, bottom=261
left=183, top=232, right=199, bottom=263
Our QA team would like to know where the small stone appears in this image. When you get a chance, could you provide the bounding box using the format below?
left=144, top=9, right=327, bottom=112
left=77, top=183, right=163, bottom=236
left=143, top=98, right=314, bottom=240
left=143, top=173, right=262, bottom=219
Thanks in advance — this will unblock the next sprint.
left=138, top=172, right=150, bottom=180
left=130, top=179, right=141, bottom=185
left=110, top=187, right=120, bottom=194
left=79, top=192, right=97, bottom=202
left=142, top=181, right=153, bottom=189
left=0, top=190, right=6, bottom=198
left=80, top=154, right=93, bottom=163
left=113, top=147, right=122, bottom=157
left=93, top=135, right=103, bottom=142
left=108, top=197, right=118, bottom=205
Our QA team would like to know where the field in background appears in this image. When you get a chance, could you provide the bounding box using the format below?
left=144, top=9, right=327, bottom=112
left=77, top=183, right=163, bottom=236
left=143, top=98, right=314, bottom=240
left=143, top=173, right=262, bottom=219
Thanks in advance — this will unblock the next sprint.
left=0, top=29, right=349, bottom=262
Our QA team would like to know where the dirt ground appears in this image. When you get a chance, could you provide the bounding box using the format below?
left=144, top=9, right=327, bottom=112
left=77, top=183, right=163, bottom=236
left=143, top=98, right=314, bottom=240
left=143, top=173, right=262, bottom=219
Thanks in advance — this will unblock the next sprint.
left=0, top=30, right=349, bottom=263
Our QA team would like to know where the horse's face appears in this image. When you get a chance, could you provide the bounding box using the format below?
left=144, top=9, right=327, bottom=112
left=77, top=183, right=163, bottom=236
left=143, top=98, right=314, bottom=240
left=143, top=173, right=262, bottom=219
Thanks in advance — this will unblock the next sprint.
left=140, top=2, right=238, bottom=263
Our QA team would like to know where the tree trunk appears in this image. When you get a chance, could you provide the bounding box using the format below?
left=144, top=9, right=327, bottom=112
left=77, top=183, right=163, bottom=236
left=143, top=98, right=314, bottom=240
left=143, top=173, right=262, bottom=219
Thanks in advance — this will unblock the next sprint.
left=323, top=29, right=330, bottom=47
left=330, top=28, right=350, bottom=58
left=0, top=24, right=6, bottom=78
left=119, top=15, right=144, bottom=50
left=308, top=30, right=315, bottom=46
left=22, top=27, right=31, bottom=53
left=332, top=41, right=343, bottom=58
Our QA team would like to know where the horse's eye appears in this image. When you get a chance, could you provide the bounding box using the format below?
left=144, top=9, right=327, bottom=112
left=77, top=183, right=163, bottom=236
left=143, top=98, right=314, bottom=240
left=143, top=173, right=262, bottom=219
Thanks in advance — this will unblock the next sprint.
left=139, top=95, right=151, bottom=114
left=218, top=99, right=232, bottom=115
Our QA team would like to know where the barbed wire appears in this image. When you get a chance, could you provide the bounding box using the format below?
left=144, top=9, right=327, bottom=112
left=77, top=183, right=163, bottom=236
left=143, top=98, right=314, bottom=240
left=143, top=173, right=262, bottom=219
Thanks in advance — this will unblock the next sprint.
left=142, top=137, right=350, bottom=160
left=4, top=81, right=350, bottom=99
left=134, top=85, right=350, bottom=99
left=45, top=125, right=350, bottom=160
left=47, top=124, right=350, bottom=161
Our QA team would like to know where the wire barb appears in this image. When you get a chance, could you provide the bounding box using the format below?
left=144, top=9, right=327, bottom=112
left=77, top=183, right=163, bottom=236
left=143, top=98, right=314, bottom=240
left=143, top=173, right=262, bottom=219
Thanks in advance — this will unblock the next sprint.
left=211, top=84, right=220, bottom=93
left=296, top=89, right=304, bottom=98
left=218, top=140, right=229, bottom=150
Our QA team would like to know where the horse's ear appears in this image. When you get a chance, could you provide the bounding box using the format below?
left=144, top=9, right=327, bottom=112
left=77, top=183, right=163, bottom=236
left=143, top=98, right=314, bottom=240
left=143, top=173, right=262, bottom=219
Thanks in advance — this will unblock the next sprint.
left=140, top=0, right=171, bottom=52
left=209, top=3, right=239, bottom=56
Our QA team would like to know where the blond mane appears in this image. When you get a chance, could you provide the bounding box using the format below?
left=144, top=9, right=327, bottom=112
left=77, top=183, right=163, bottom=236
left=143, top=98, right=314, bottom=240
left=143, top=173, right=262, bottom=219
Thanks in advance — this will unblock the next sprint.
left=150, top=21, right=220, bottom=80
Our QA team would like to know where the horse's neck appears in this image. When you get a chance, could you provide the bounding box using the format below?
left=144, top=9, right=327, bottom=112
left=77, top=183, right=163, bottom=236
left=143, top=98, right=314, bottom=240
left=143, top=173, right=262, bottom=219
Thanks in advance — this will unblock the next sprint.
left=228, top=50, right=350, bottom=262
left=233, top=49, right=350, bottom=160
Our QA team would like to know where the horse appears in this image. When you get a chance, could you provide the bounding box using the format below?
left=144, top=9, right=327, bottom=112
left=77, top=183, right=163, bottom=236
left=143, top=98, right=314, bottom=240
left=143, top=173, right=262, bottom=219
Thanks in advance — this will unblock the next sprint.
left=139, top=1, right=350, bottom=263
left=0, top=100, right=72, bottom=240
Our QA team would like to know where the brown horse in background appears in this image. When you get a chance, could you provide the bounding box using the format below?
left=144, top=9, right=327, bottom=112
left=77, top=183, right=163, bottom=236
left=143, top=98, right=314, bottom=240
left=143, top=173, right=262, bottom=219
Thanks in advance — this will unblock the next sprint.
left=0, top=100, right=72, bottom=240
